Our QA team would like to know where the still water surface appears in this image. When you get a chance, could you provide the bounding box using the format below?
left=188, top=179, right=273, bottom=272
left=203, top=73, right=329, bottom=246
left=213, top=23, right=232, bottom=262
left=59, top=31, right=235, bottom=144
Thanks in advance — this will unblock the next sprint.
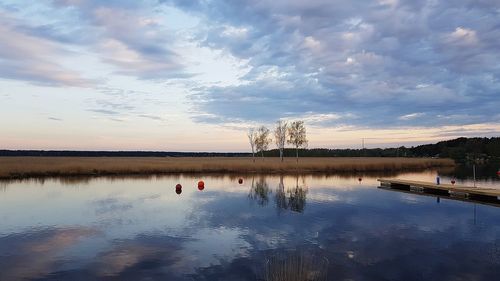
left=1, top=169, right=499, bottom=280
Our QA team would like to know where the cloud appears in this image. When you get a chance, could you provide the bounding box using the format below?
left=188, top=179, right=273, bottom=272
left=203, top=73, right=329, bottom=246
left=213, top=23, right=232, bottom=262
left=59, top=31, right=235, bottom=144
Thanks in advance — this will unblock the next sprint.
left=138, top=114, right=164, bottom=121
left=1, top=0, right=187, bottom=84
left=0, top=12, right=93, bottom=86
left=167, top=0, right=500, bottom=128
left=2, top=0, right=499, bottom=132
left=50, top=0, right=186, bottom=79
left=398, top=113, right=425, bottom=121
left=446, top=27, right=479, bottom=46
left=87, top=108, right=121, bottom=115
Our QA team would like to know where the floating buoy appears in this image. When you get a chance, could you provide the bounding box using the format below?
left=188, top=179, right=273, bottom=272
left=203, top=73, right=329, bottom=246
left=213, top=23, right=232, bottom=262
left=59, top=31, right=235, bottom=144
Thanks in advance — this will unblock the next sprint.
left=198, top=180, right=205, bottom=190
left=175, top=183, right=182, bottom=195
left=238, top=178, right=243, bottom=184
left=451, top=179, right=456, bottom=185
left=358, top=177, right=362, bottom=182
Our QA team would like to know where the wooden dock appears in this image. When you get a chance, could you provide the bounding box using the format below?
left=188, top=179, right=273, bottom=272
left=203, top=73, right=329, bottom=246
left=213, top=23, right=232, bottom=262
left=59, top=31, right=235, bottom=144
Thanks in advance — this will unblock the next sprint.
left=377, top=178, right=500, bottom=203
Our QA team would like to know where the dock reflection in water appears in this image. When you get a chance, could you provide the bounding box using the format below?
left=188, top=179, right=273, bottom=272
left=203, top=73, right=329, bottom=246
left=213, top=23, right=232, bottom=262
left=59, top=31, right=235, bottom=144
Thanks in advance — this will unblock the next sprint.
left=0, top=171, right=500, bottom=280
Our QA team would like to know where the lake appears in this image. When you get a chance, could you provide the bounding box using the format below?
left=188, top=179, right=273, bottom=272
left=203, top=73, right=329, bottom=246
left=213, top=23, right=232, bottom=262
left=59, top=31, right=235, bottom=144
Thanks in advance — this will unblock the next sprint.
left=1, top=167, right=500, bottom=280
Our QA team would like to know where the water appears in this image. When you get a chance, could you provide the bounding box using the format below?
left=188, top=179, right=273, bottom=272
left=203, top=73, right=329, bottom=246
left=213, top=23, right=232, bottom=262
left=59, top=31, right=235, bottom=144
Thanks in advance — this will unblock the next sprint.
left=1, top=168, right=499, bottom=280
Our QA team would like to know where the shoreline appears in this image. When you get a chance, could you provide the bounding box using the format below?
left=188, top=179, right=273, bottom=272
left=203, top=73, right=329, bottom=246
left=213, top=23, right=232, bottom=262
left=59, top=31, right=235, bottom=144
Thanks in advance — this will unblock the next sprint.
left=0, top=157, right=455, bottom=180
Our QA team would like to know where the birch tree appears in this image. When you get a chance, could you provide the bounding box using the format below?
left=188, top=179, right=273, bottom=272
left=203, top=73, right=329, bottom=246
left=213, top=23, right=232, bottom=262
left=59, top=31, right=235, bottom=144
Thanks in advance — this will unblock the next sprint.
left=287, top=120, right=308, bottom=162
left=247, top=128, right=258, bottom=162
left=274, top=120, right=288, bottom=162
left=255, top=126, right=271, bottom=160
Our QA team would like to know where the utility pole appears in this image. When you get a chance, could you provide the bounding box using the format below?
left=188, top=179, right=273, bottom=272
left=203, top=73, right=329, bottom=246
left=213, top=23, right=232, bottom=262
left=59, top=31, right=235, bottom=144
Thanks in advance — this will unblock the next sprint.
left=473, top=164, right=476, bottom=188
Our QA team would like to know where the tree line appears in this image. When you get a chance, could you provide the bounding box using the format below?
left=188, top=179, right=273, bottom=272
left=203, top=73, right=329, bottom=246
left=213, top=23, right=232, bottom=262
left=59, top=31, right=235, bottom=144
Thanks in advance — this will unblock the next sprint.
left=260, top=137, right=500, bottom=162
left=1, top=137, right=498, bottom=161
left=247, top=120, right=308, bottom=162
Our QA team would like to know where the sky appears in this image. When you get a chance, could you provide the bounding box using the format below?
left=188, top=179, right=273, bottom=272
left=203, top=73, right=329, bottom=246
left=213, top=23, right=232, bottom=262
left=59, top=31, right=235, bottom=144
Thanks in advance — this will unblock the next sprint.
left=0, top=0, right=499, bottom=151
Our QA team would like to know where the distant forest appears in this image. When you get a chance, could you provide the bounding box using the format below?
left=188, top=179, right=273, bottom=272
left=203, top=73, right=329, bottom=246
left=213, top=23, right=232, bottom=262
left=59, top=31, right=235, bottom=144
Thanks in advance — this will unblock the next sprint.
left=1, top=137, right=499, bottom=162
left=264, top=137, right=500, bottom=162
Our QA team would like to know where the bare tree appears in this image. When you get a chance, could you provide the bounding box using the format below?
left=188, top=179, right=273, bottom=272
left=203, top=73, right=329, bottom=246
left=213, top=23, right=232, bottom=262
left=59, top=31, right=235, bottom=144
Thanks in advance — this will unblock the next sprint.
left=247, top=128, right=258, bottom=162
left=274, top=120, right=288, bottom=162
left=256, top=126, right=271, bottom=160
left=287, top=121, right=308, bottom=162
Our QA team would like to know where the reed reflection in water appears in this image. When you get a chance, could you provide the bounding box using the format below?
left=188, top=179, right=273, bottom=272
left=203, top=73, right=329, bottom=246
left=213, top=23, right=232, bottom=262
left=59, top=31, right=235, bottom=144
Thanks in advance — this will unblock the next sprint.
left=265, top=249, right=328, bottom=281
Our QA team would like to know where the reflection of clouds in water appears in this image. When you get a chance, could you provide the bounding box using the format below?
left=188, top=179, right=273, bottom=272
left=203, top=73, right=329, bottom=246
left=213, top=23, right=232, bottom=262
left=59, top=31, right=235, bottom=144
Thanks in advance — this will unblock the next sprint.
left=0, top=227, right=98, bottom=281
left=183, top=227, right=252, bottom=271
left=92, top=235, right=187, bottom=278
left=92, top=197, right=134, bottom=215
left=399, top=194, right=425, bottom=204
left=186, top=176, right=500, bottom=279
left=1, top=173, right=500, bottom=279
left=307, top=192, right=340, bottom=203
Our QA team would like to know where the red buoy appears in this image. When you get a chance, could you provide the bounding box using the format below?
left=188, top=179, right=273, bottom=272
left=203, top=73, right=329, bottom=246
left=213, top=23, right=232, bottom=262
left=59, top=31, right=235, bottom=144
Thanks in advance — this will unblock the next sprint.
left=198, top=180, right=205, bottom=190
left=238, top=178, right=243, bottom=184
left=175, top=183, right=182, bottom=194
left=451, top=180, right=456, bottom=185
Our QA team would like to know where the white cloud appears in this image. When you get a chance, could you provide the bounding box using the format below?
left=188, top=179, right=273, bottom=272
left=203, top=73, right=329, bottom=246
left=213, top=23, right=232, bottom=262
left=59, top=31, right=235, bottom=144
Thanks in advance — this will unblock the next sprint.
left=398, top=113, right=425, bottom=121
left=221, top=25, right=249, bottom=38
left=303, top=36, right=321, bottom=50
left=446, top=27, right=479, bottom=46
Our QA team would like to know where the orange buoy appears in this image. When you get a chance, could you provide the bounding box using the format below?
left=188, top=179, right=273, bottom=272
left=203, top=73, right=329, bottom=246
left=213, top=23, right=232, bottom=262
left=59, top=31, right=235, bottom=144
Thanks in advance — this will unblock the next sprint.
left=238, top=178, right=243, bottom=184
left=451, top=179, right=456, bottom=185
left=176, top=184, right=182, bottom=189
left=198, top=180, right=205, bottom=190
left=175, top=188, right=182, bottom=195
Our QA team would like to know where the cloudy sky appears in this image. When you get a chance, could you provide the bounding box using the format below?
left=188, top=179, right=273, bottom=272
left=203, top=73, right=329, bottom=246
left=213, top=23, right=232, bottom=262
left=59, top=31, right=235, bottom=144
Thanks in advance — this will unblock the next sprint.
left=1, top=0, right=499, bottom=151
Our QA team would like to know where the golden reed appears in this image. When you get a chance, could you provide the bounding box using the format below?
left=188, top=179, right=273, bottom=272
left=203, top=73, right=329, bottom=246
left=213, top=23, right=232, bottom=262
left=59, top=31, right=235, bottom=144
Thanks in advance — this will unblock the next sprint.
left=0, top=157, right=454, bottom=179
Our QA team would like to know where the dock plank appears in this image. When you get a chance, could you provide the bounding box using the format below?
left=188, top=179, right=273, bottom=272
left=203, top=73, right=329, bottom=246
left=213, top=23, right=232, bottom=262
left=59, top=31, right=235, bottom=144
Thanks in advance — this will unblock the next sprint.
left=377, top=185, right=500, bottom=208
left=377, top=178, right=500, bottom=197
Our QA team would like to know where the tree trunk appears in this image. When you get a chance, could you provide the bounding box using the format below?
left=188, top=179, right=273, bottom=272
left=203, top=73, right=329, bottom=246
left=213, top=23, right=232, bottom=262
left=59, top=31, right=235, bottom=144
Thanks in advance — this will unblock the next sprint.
left=252, top=152, right=255, bottom=163
left=280, top=149, right=283, bottom=162
left=296, top=147, right=299, bottom=163
left=261, top=150, right=264, bottom=160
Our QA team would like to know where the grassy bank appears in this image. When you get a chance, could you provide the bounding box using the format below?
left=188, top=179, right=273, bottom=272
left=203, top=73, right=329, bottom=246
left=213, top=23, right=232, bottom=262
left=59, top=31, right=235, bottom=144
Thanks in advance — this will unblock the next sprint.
left=0, top=157, right=455, bottom=179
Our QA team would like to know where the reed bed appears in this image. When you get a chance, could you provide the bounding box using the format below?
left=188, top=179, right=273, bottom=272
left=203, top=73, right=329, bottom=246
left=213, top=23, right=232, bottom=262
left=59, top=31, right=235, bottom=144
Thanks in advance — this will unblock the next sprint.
left=0, top=157, right=454, bottom=179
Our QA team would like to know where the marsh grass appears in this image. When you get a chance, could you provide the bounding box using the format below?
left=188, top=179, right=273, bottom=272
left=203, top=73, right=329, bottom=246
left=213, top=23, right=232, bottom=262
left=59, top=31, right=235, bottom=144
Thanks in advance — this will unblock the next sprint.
left=0, top=157, right=454, bottom=179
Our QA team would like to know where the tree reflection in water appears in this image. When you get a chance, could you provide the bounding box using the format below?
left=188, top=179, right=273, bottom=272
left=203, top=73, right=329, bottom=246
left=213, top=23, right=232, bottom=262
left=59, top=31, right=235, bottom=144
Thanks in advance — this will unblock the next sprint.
left=275, top=175, right=308, bottom=214
left=248, top=176, right=272, bottom=206
left=248, top=175, right=308, bottom=212
left=275, top=176, right=287, bottom=212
